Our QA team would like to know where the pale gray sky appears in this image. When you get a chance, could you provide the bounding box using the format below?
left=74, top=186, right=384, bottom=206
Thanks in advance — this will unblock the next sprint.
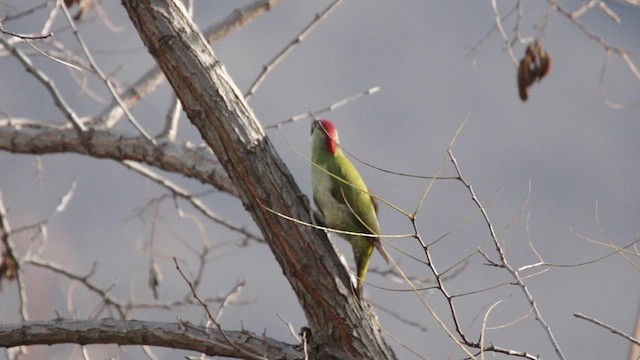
left=1, top=1, right=639, bottom=359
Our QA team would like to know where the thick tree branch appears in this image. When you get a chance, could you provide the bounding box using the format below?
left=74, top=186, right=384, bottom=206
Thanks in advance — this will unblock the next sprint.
left=0, top=319, right=300, bottom=359
left=0, top=125, right=236, bottom=196
left=120, top=1, right=396, bottom=359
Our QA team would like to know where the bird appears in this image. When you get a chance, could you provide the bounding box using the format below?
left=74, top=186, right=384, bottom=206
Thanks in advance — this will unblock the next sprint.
left=310, top=119, right=390, bottom=298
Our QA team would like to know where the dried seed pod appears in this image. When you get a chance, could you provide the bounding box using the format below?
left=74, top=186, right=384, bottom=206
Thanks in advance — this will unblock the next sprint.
left=517, top=45, right=536, bottom=101
left=517, top=40, right=552, bottom=101
left=0, top=250, right=19, bottom=288
left=534, top=41, right=552, bottom=79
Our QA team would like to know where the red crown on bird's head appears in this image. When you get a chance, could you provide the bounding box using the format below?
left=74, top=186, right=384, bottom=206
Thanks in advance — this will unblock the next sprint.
left=317, top=119, right=339, bottom=154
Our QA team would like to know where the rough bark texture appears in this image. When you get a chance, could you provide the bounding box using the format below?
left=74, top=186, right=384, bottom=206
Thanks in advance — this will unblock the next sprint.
left=0, top=126, right=236, bottom=195
left=120, top=0, right=396, bottom=359
left=0, top=319, right=300, bottom=359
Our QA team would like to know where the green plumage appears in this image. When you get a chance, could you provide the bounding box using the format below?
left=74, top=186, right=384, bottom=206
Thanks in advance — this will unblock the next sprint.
left=311, top=119, right=390, bottom=298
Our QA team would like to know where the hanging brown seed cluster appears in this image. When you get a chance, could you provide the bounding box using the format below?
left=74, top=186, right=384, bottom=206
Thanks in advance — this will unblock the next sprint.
left=517, top=40, right=552, bottom=101
left=0, top=250, right=18, bottom=289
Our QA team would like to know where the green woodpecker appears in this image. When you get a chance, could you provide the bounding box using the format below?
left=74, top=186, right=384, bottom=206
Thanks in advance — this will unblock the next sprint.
left=311, top=119, right=390, bottom=298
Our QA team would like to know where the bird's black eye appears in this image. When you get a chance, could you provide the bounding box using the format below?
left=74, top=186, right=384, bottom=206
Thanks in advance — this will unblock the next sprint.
left=311, top=121, right=318, bottom=134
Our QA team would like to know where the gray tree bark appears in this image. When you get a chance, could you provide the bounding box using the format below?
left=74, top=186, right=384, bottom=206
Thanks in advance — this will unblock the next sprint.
left=117, top=0, right=396, bottom=359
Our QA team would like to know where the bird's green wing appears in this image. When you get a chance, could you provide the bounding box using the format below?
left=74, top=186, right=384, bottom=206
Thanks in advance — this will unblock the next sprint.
left=326, top=156, right=381, bottom=236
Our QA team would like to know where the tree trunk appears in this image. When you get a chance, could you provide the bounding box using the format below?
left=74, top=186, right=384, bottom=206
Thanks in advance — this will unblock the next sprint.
left=121, top=0, right=396, bottom=359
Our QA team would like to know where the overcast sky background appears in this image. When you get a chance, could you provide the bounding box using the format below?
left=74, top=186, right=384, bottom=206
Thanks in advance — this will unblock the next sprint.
left=1, top=1, right=640, bottom=359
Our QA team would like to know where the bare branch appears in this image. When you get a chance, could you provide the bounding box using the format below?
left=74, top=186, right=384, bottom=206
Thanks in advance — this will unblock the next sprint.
left=206, top=0, right=282, bottom=43
left=0, top=36, right=86, bottom=133
left=214, top=280, right=247, bottom=322
left=97, top=0, right=281, bottom=128
left=122, top=160, right=262, bottom=243
left=0, top=2, right=49, bottom=22
left=266, top=86, right=381, bottom=129
left=631, top=302, right=640, bottom=360
left=121, top=1, right=397, bottom=357
left=490, top=0, right=519, bottom=66
left=0, top=319, right=301, bottom=359
left=58, top=0, right=154, bottom=142
left=0, top=126, right=237, bottom=196
left=174, top=258, right=266, bottom=360
left=547, top=0, right=640, bottom=108
left=574, top=313, right=640, bottom=347
left=0, top=23, right=52, bottom=40
left=244, top=0, right=344, bottom=100
left=447, top=148, right=566, bottom=359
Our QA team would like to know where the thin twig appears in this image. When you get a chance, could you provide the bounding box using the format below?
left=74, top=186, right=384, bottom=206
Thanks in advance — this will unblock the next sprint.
left=173, top=258, right=267, bottom=360
left=122, top=161, right=263, bottom=243
left=402, top=115, right=559, bottom=359
left=214, top=280, right=246, bottom=322
left=575, top=312, right=640, bottom=347
left=466, top=4, right=518, bottom=61
left=22, top=38, right=82, bottom=70
left=244, top=0, right=344, bottom=101
left=448, top=149, right=566, bottom=359
left=275, top=313, right=301, bottom=343
left=158, top=95, right=181, bottom=140
left=0, top=36, right=87, bottom=133
left=0, top=1, right=49, bottom=22
left=57, top=0, right=155, bottom=143
left=26, top=257, right=126, bottom=319
left=96, top=0, right=280, bottom=128
left=490, top=0, right=519, bottom=66
left=0, top=23, right=52, bottom=40
left=480, top=300, right=503, bottom=360
left=547, top=0, right=640, bottom=109
left=266, top=86, right=381, bottom=129
left=371, top=301, right=429, bottom=332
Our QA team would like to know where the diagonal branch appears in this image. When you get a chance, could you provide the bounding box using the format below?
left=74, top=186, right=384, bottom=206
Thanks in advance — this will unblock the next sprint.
left=121, top=1, right=396, bottom=358
left=0, top=36, right=86, bottom=134
left=97, top=0, right=281, bottom=128
left=574, top=313, right=640, bottom=347
left=244, top=0, right=343, bottom=101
